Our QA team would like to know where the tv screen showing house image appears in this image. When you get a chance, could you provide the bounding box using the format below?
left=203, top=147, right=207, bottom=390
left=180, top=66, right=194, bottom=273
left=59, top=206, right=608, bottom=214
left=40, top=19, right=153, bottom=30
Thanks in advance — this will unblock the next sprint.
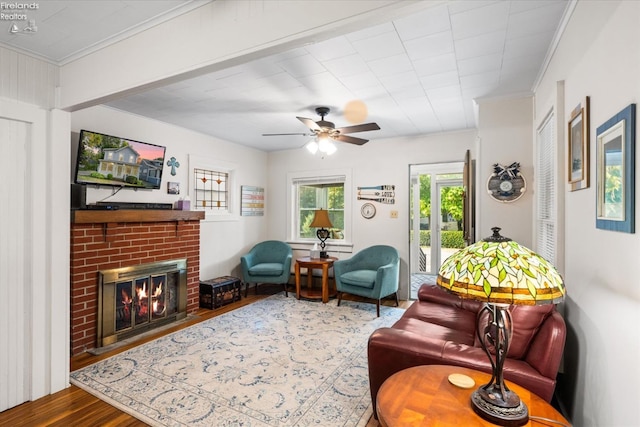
left=75, top=130, right=167, bottom=189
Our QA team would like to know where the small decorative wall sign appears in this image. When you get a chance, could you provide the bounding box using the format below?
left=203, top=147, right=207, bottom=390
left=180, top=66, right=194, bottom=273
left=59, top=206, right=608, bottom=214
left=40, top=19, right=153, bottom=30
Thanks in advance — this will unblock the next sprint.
left=568, top=96, right=590, bottom=191
left=487, top=162, right=526, bottom=203
left=357, top=185, right=395, bottom=204
left=167, top=157, right=180, bottom=176
left=241, top=186, right=264, bottom=216
left=167, top=181, right=180, bottom=195
left=596, top=103, right=635, bottom=233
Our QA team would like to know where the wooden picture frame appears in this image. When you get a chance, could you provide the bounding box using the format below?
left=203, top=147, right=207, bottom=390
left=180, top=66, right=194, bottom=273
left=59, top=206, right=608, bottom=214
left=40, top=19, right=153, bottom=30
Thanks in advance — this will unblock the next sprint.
left=596, top=103, right=635, bottom=233
left=568, top=96, right=590, bottom=191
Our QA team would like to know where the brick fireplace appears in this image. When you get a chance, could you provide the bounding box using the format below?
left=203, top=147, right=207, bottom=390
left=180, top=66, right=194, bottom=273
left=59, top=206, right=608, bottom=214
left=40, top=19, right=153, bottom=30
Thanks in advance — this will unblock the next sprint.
left=70, top=210, right=204, bottom=356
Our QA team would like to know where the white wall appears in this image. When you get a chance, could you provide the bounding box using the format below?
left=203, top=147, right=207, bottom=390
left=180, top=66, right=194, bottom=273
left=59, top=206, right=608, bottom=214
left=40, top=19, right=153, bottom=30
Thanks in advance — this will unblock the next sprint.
left=70, top=106, right=269, bottom=280
left=476, top=96, right=534, bottom=246
left=0, top=45, right=58, bottom=109
left=267, top=130, right=477, bottom=298
left=535, top=1, right=640, bottom=425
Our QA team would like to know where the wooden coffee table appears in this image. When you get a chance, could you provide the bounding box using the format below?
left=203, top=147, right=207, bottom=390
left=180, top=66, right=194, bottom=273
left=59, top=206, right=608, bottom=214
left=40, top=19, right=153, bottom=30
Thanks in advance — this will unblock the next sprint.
left=294, top=256, right=337, bottom=303
left=376, top=365, right=570, bottom=427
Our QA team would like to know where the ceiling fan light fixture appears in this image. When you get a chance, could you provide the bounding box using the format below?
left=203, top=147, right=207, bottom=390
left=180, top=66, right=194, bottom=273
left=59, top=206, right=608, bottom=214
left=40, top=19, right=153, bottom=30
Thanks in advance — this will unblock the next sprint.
left=317, top=135, right=336, bottom=156
left=306, top=140, right=319, bottom=154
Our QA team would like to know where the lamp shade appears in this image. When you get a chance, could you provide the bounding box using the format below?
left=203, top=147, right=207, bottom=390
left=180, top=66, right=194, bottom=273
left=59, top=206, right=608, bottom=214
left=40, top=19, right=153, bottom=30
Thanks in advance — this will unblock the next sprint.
left=437, top=227, right=565, bottom=305
left=309, top=208, right=333, bottom=229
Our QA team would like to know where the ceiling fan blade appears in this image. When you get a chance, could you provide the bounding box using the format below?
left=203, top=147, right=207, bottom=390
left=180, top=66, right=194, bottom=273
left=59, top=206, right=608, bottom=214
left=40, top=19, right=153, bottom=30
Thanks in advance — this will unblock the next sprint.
left=334, top=134, right=369, bottom=145
left=262, top=133, right=310, bottom=136
left=297, top=116, right=322, bottom=131
left=335, top=122, right=380, bottom=134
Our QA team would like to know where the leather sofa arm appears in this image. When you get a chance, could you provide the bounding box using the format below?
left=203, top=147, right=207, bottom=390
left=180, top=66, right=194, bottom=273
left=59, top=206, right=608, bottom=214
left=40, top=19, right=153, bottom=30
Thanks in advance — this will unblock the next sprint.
left=368, top=327, right=450, bottom=417
left=525, top=310, right=566, bottom=379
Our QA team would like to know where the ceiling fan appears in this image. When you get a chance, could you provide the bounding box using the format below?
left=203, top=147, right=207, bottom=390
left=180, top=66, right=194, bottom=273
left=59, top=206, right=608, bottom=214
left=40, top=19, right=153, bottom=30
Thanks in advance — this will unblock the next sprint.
left=262, top=106, right=381, bottom=146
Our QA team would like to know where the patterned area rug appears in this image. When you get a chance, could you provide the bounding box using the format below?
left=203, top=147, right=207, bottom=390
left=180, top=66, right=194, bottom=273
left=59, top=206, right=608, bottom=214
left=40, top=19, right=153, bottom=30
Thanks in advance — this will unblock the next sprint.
left=70, top=294, right=404, bottom=426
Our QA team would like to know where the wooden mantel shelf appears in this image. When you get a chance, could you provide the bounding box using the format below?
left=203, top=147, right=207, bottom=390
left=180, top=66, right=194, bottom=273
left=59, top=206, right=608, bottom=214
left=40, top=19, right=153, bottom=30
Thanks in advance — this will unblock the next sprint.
left=72, top=209, right=205, bottom=224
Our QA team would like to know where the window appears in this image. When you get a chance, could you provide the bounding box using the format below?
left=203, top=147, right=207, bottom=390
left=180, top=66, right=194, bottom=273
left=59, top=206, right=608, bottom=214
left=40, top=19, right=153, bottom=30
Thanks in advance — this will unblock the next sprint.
left=188, top=154, right=237, bottom=220
left=298, top=182, right=344, bottom=239
left=535, top=111, right=556, bottom=263
left=194, top=168, right=228, bottom=210
left=288, top=171, right=351, bottom=243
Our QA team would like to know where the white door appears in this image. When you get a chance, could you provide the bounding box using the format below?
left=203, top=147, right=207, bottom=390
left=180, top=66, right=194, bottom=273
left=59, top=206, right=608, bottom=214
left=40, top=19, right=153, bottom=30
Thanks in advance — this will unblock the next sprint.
left=0, top=117, right=31, bottom=411
left=409, top=162, right=465, bottom=298
left=0, top=101, right=50, bottom=411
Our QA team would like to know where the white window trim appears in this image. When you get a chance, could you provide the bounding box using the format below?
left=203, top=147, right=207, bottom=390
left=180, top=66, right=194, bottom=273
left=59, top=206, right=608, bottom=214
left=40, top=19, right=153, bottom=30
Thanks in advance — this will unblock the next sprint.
left=187, top=154, right=238, bottom=222
left=535, top=108, right=557, bottom=264
left=286, top=168, right=353, bottom=247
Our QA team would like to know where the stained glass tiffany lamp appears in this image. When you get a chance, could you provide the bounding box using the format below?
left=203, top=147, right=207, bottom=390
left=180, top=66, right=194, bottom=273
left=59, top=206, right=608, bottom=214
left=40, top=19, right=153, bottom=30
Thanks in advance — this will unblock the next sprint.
left=437, top=227, right=566, bottom=426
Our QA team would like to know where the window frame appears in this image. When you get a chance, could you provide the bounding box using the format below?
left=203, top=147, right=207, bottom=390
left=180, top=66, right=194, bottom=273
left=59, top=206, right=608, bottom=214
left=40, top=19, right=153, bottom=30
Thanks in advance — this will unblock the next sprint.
left=287, top=169, right=352, bottom=246
left=535, top=109, right=557, bottom=264
left=188, top=154, right=238, bottom=222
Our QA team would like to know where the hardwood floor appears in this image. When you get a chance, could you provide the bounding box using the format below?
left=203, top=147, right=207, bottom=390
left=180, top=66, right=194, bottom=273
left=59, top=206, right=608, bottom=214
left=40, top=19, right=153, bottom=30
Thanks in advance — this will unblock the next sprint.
left=0, top=284, right=408, bottom=426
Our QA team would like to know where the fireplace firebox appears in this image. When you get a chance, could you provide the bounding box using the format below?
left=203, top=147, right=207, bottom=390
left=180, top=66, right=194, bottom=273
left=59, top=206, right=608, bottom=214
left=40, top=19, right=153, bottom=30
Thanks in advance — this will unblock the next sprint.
left=97, top=259, right=188, bottom=347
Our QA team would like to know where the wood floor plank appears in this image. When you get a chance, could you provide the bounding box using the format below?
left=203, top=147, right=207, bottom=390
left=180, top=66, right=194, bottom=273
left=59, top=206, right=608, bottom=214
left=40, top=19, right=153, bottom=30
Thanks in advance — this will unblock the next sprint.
left=0, top=284, right=401, bottom=426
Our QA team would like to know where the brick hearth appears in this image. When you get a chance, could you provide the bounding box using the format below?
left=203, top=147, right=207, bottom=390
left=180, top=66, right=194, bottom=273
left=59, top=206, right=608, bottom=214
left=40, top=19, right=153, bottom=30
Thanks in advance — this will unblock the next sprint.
left=70, top=211, right=203, bottom=355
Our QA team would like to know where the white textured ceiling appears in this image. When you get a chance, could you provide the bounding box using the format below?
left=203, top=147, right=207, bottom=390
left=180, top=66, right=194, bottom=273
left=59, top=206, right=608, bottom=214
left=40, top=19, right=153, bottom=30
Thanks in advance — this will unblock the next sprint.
left=0, top=1, right=570, bottom=152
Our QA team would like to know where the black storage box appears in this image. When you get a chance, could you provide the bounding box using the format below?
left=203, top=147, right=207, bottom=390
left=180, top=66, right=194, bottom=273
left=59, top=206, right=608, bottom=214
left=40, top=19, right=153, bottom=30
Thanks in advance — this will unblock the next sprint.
left=199, top=276, right=242, bottom=309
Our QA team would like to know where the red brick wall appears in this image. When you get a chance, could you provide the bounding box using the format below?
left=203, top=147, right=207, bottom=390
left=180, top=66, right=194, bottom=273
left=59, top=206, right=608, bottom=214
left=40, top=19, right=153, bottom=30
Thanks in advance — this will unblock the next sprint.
left=70, top=220, right=201, bottom=355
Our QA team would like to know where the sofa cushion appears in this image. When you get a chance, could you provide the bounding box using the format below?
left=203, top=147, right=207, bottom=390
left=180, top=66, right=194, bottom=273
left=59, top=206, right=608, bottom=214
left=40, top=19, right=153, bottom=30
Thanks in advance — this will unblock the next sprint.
left=248, top=263, right=284, bottom=276
left=402, top=299, right=477, bottom=338
left=395, top=317, right=476, bottom=346
left=339, top=270, right=376, bottom=289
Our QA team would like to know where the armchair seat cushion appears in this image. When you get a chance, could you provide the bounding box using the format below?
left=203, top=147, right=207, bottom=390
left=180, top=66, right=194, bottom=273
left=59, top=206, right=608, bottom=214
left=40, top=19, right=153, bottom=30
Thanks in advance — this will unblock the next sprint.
left=248, top=263, right=284, bottom=276
left=339, top=270, right=376, bottom=289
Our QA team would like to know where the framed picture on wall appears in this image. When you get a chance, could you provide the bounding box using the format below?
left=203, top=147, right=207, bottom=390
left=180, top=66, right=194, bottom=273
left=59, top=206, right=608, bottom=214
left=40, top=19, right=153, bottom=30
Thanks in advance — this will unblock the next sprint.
left=596, top=103, right=635, bottom=233
left=568, top=96, right=590, bottom=191
left=167, top=181, right=180, bottom=195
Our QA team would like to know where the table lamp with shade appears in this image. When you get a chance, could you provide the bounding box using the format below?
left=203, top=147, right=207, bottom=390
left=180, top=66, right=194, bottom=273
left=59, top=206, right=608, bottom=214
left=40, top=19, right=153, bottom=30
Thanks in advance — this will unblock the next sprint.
left=310, top=208, right=333, bottom=258
left=437, top=227, right=565, bottom=426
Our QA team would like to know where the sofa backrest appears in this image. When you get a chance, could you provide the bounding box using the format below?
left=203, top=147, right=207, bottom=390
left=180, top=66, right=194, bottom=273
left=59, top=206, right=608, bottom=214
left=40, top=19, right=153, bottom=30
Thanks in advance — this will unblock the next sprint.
left=474, top=303, right=556, bottom=359
left=419, top=283, right=557, bottom=360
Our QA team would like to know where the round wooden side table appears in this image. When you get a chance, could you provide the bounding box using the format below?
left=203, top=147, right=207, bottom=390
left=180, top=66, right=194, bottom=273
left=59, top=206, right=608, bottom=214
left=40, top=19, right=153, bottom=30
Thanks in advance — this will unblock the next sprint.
left=376, top=365, right=570, bottom=427
left=294, top=256, right=337, bottom=303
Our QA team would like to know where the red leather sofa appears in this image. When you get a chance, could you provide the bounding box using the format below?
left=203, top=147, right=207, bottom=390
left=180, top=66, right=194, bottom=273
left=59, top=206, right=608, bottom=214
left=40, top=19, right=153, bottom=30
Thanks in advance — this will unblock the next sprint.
left=368, top=283, right=566, bottom=417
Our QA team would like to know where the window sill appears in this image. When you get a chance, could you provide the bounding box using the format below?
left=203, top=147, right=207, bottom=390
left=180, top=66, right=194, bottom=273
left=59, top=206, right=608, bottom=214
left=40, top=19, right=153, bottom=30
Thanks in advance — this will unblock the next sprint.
left=200, top=211, right=240, bottom=222
left=287, top=240, right=354, bottom=255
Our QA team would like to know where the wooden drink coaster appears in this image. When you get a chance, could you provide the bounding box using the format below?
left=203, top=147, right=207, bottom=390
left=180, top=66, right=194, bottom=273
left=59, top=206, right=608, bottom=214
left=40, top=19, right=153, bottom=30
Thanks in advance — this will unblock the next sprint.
left=448, top=373, right=475, bottom=389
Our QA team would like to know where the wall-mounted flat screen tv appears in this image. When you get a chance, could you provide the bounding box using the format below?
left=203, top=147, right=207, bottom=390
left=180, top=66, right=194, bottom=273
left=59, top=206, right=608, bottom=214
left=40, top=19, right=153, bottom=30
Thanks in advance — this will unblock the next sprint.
left=74, top=129, right=167, bottom=190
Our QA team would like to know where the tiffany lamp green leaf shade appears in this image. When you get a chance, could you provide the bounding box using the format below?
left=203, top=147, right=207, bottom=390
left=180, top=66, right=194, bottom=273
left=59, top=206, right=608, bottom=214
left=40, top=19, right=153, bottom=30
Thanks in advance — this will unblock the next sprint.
left=437, top=227, right=566, bottom=426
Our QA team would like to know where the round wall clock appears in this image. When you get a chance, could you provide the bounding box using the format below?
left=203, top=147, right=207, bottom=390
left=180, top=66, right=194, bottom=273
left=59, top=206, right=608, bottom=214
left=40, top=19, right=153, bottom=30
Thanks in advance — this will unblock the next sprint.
left=487, top=162, right=526, bottom=203
left=361, top=202, right=376, bottom=219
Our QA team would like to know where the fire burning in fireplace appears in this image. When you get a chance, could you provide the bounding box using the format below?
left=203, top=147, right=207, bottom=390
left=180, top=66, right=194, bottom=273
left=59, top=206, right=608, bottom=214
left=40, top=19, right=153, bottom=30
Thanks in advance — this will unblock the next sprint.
left=98, top=259, right=187, bottom=347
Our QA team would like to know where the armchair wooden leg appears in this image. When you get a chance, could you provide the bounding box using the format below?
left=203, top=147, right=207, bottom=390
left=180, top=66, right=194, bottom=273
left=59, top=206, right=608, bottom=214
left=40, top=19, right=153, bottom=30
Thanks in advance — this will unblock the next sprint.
left=394, top=292, right=399, bottom=307
left=245, top=282, right=250, bottom=298
left=283, top=283, right=288, bottom=297
left=337, top=291, right=343, bottom=306
left=376, top=300, right=381, bottom=317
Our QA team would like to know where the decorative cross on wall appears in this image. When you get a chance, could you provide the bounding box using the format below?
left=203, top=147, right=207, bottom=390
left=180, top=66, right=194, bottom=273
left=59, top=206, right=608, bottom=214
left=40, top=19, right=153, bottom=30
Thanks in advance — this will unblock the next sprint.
left=167, top=157, right=180, bottom=176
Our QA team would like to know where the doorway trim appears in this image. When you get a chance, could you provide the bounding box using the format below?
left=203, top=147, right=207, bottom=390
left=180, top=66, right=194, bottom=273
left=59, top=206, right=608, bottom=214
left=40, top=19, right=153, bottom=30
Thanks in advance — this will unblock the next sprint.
left=0, top=99, right=70, bottom=410
left=409, top=161, right=464, bottom=298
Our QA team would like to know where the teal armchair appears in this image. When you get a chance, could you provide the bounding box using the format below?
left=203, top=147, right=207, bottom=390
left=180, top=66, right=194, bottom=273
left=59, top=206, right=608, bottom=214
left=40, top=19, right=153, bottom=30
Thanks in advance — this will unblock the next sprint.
left=333, top=245, right=400, bottom=317
left=241, top=240, right=293, bottom=297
